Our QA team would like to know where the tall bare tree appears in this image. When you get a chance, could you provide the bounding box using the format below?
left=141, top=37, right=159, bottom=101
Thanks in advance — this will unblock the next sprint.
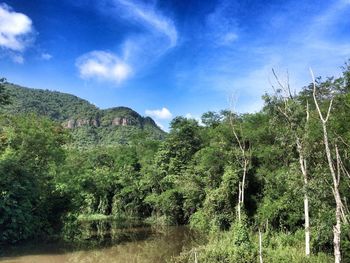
left=228, top=109, right=251, bottom=222
left=270, top=69, right=311, bottom=256
left=311, top=69, right=342, bottom=263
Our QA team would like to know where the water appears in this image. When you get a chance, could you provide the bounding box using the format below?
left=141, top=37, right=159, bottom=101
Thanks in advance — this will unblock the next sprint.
left=0, top=224, right=200, bottom=263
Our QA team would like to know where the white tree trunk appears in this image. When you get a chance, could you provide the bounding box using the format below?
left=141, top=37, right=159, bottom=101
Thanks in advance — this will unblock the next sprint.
left=259, top=229, right=263, bottom=263
left=311, top=69, right=341, bottom=263
left=297, top=139, right=311, bottom=256
left=271, top=70, right=312, bottom=256
left=237, top=159, right=248, bottom=222
left=238, top=182, right=242, bottom=222
left=229, top=113, right=250, bottom=223
left=304, top=191, right=311, bottom=256
left=322, top=125, right=342, bottom=263
left=241, top=160, right=248, bottom=206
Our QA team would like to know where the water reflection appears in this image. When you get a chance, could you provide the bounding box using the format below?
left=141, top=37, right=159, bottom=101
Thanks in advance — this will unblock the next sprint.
left=0, top=221, right=201, bottom=263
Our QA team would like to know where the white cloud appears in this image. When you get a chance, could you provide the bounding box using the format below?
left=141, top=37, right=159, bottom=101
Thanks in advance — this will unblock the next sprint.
left=0, top=4, right=33, bottom=51
left=76, top=51, right=132, bottom=83
left=41, top=53, right=52, bottom=60
left=145, top=107, right=172, bottom=120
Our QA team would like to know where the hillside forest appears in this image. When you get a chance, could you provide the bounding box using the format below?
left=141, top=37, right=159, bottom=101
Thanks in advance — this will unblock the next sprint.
left=0, top=63, right=350, bottom=263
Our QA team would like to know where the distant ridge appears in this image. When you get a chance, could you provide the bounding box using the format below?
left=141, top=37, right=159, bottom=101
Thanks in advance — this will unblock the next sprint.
left=3, top=83, right=166, bottom=146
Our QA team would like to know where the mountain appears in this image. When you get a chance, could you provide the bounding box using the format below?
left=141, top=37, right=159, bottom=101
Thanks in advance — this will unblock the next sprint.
left=3, top=83, right=166, bottom=147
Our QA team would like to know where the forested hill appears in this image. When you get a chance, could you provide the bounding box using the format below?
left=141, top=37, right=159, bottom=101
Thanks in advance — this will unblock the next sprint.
left=3, top=83, right=165, bottom=146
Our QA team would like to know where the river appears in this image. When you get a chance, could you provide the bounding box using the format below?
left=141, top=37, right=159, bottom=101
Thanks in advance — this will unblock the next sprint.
left=0, top=223, right=201, bottom=263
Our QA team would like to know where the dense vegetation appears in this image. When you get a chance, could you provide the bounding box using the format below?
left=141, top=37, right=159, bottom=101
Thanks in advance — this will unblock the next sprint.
left=1, top=63, right=350, bottom=262
left=3, top=83, right=99, bottom=120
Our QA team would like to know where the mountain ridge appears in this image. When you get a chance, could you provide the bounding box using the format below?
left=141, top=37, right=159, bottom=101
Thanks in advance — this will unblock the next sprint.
left=3, top=83, right=166, bottom=146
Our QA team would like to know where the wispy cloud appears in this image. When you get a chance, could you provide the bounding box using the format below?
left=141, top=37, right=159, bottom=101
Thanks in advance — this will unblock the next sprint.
left=176, top=0, right=350, bottom=114
left=145, top=107, right=173, bottom=120
left=76, top=0, right=178, bottom=84
left=0, top=3, right=34, bottom=51
left=205, top=0, right=239, bottom=46
left=261, top=0, right=350, bottom=83
left=114, top=0, right=178, bottom=48
left=241, top=0, right=350, bottom=107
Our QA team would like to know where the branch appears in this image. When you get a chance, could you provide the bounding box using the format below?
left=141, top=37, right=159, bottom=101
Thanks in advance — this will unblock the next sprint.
left=335, top=133, right=350, bottom=149
left=286, top=69, right=293, bottom=99
left=324, top=99, right=333, bottom=123
left=310, top=68, right=325, bottom=123
left=310, top=68, right=333, bottom=124
left=272, top=68, right=286, bottom=92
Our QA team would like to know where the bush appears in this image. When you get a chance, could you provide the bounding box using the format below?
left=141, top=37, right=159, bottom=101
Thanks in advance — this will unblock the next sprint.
left=190, top=210, right=210, bottom=232
left=172, top=221, right=256, bottom=263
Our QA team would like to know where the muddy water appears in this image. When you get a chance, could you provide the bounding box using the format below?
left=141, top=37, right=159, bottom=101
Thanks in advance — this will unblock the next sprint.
left=0, top=225, right=200, bottom=263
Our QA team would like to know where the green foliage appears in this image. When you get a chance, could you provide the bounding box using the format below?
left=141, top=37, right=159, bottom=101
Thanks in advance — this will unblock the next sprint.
left=173, top=229, right=332, bottom=263
left=342, top=223, right=350, bottom=262
left=3, top=83, right=99, bottom=120
left=173, top=222, right=256, bottom=263
left=262, top=230, right=332, bottom=263
left=201, top=111, right=222, bottom=127
left=189, top=210, right=210, bottom=231
left=0, top=114, right=67, bottom=243
left=0, top=78, right=10, bottom=107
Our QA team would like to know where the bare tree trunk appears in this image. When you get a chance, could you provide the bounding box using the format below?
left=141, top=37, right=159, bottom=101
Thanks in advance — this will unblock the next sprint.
left=304, top=187, right=311, bottom=256
left=194, top=248, right=198, bottom=263
left=324, top=125, right=343, bottom=263
left=297, top=138, right=311, bottom=256
left=259, top=228, right=263, bottom=263
left=334, top=200, right=342, bottom=263
left=238, top=182, right=242, bottom=222
left=271, top=69, right=311, bottom=256
left=237, top=160, right=248, bottom=222
left=241, top=159, right=248, bottom=206
left=228, top=109, right=250, bottom=223
left=311, top=69, right=341, bottom=263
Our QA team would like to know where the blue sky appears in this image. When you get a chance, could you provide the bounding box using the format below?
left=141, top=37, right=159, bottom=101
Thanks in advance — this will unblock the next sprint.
left=1, top=0, right=350, bottom=130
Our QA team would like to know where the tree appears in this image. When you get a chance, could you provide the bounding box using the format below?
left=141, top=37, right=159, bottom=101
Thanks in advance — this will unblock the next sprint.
left=269, top=69, right=311, bottom=256
left=228, top=111, right=251, bottom=223
left=311, top=69, right=344, bottom=263
left=0, top=78, right=10, bottom=106
left=145, top=117, right=203, bottom=223
left=0, top=114, right=67, bottom=243
left=201, top=111, right=222, bottom=127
